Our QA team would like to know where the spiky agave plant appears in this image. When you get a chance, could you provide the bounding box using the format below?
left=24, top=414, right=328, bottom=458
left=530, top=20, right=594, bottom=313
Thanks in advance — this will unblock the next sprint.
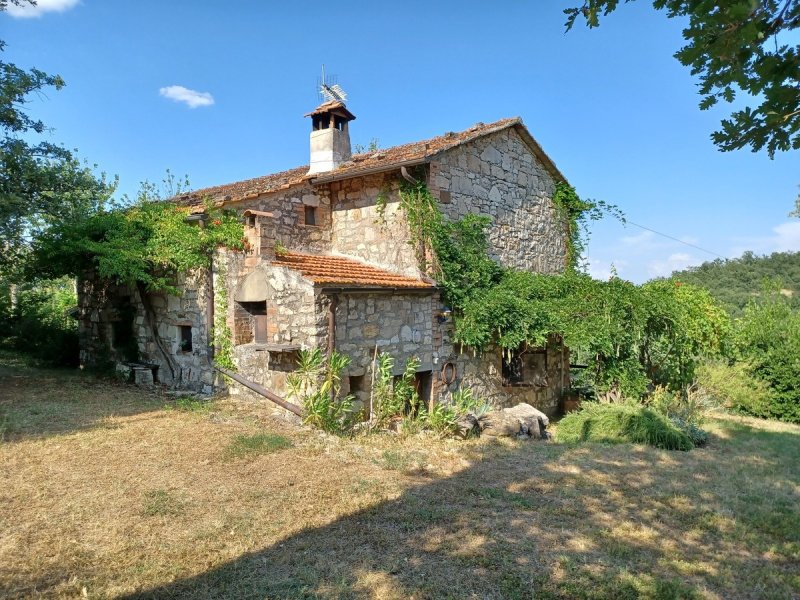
left=288, top=348, right=357, bottom=435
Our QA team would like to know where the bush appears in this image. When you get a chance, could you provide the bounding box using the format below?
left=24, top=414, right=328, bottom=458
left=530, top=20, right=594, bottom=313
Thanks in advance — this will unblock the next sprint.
left=0, top=277, right=79, bottom=367
left=556, top=403, right=695, bottom=451
left=696, top=359, right=773, bottom=418
left=732, top=292, right=800, bottom=423
left=288, top=348, right=358, bottom=435
left=646, top=385, right=710, bottom=445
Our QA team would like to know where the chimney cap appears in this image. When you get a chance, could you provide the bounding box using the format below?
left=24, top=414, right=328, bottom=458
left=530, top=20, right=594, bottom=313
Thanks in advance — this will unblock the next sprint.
left=304, top=100, right=356, bottom=121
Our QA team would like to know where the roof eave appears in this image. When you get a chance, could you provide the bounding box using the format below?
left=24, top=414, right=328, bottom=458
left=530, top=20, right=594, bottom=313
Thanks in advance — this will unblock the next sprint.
left=313, top=284, right=437, bottom=293
left=308, top=157, right=429, bottom=185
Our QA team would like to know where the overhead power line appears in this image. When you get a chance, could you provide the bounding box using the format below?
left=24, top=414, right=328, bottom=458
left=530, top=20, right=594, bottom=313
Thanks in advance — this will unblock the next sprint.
left=624, top=220, right=727, bottom=259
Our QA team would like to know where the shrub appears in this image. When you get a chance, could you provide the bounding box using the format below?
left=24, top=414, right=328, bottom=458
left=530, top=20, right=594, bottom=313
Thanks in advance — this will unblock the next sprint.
left=424, top=403, right=459, bottom=436
left=288, top=348, right=358, bottom=435
left=733, top=291, right=800, bottom=423
left=556, top=403, right=695, bottom=451
left=451, top=388, right=492, bottom=417
left=696, top=359, right=773, bottom=418
left=0, top=277, right=79, bottom=367
left=646, top=385, right=710, bottom=445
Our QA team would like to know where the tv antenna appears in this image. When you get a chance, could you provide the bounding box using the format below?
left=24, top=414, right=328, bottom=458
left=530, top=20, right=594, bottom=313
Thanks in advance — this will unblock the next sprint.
left=318, top=64, right=348, bottom=104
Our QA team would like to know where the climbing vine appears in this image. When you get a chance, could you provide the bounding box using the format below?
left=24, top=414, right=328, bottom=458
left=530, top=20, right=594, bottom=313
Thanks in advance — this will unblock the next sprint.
left=388, top=174, right=727, bottom=398
left=212, top=260, right=236, bottom=372
left=552, top=181, right=624, bottom=271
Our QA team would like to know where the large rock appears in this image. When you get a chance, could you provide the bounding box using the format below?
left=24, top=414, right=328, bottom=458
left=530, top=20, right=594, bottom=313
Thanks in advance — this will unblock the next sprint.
left=481, top=412, right=524, bottom=437
left=481, top=403, right=549, bottom=439
left=504, top=402, right=550, bottom=428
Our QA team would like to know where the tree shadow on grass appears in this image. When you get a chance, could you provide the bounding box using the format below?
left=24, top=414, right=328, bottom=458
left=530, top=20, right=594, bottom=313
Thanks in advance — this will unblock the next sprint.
left=116, top=423, right=800, bottom=600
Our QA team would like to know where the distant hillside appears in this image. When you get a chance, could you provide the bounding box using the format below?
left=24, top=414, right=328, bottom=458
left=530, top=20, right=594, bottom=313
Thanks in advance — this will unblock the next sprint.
left=669, top=251, right=800, bottom=315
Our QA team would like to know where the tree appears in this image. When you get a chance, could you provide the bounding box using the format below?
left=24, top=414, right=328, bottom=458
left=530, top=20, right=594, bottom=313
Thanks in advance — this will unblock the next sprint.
left=0, top=0, right=115, bottom=278
left=565, top=1, right=800, bottom=157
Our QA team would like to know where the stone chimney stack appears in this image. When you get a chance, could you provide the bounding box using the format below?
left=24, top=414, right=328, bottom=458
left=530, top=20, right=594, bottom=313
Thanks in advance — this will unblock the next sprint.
left=305, top=101, right=356, bottom=175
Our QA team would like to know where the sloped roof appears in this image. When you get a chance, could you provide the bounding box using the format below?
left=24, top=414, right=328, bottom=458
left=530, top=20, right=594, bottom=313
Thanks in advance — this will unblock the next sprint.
left=273, top=252, right=434, bottom=289
left=174, top=117, right=565, bottom=213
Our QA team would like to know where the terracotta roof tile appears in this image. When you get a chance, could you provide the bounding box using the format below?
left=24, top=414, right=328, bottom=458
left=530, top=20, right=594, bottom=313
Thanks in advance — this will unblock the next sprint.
left=273, top=252, right=434, bottom=289
left=173, top=116, right=564, bottom=212
left=175, top=165, right=310, bottom=213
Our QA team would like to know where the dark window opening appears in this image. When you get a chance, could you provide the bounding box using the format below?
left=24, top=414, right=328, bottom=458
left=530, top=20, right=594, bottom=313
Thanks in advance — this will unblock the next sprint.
left=349, top=375, right=369, bottom=420
left=414, top=371, right=432, bottom=409
left=246, top=215, right=256, bottom=228
left=349, top=374, right=366, bottom=394
left=179, top=325, right=193, bottom=353
left=239, top=301, right=268, bottom=344
left=304, top=205, right=317, bottom=226
left=502, top=347, right=548, bottom=387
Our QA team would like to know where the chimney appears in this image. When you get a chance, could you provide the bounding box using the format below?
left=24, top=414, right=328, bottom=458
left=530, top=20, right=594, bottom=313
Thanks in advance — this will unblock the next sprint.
left=305, top=101, right=356, bottom=175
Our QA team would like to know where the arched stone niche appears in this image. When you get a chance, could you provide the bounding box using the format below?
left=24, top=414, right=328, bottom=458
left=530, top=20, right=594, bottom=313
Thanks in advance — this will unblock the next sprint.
left=235, top=270, right=269, bottom=302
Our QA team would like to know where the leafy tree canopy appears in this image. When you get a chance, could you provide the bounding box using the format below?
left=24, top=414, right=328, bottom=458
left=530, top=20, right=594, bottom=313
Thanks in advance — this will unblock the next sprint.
left=29, top=187, right=246, bottom=294
left=565, top=0, right=800, bottom=156
left=0, top=0, right=115, bottom=279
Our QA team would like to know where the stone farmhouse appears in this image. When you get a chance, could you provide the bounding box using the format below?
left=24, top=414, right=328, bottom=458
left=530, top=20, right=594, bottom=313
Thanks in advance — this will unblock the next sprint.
left=77, top=100, right=572, bottom=416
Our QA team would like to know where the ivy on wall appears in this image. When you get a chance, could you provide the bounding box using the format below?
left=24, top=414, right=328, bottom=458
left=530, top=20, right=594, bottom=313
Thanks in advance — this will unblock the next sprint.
left=211, top=259, right=236, bottom=372
left=389, top=171, right=728, bottom=398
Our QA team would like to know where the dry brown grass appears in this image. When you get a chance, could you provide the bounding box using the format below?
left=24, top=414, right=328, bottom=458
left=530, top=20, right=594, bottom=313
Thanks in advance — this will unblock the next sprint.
left=1, top=355, right=798, bottom=599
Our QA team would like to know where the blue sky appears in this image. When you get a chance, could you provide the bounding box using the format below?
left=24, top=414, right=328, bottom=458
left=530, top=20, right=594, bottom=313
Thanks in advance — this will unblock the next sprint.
left=3, top=0, right=799, bottom=282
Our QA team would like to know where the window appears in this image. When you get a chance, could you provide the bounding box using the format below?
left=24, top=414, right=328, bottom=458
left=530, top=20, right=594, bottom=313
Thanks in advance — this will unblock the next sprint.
left=304, top=205, right=317, bottom=226
left=502, top=347, right=547, bottom=387
left=349, top=375, right=366, bottom=395
left=179, top=325, right=193, bottom=353
left=238, top=301, right=268, bottom=344
left=414, top=371, right=432, bottom=408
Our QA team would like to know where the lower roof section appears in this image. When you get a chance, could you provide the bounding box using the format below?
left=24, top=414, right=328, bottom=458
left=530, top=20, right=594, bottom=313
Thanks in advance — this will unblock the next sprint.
left=272, top=252, right=435, bottom=290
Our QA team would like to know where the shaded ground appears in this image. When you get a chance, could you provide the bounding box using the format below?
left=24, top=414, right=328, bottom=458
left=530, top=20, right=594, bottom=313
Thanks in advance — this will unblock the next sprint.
left=1, top=354, right=798, bottom=599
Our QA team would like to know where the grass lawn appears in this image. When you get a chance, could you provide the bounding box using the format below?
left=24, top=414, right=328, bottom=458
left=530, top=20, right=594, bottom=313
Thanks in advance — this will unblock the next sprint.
left=1, top=355, right=798, bottom=599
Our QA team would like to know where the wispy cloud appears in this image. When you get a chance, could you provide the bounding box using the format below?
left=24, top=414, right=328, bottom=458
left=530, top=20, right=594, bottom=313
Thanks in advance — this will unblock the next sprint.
left=730, top=221, right=800, bottom=257
left=159, top=85, right=215, bottom=109
left=647, top=252, right=699, bottom=278
left=586, top=256, right=628, bottom=280
left=6, top=0, right=79, bottom=18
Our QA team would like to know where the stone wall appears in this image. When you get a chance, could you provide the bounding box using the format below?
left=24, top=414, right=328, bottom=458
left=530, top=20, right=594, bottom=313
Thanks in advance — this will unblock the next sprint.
left=226, top=251, right=327, bottom=401
left=328, top=173, right=422, bottom=278
left=429, top=127, right=568, bottom=274
left=333, top=291, right=435, bottom=373
left=77, top=268, right=216, bottom=393
left=233, top=182, right=333, bottom=255
left=448, top=343, right=568, bottom=417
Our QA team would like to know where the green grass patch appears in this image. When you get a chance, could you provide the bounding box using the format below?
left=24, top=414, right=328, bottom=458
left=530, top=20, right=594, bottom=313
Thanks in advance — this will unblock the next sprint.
left=226, top=432, right=293, bottom=458
left=557, top=403, right=695, bottom=451
left=142, top=489, right=185, bottom=517
left=169, top=396, right=213, bottom=414
left=378, top=449, right=427, bottom=472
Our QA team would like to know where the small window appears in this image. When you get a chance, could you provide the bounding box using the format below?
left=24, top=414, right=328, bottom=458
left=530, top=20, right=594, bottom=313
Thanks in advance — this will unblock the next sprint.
left=502, top=347, right=547, bottom=387
left=179, top=325, right=193, bottom=353
left=414, top=370, right=432, bottom=409
left=304, top=205, right=317, bottom=226
left=349, top=374, right=366, bottom=394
